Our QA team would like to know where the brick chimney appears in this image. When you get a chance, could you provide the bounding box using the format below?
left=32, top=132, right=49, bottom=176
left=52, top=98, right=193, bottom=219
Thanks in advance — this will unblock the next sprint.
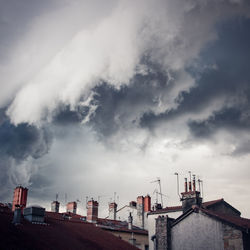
left=12, top=186, right=28, bottom=211
left=136, top=196, right=144, bottom=229
left=144, top=195, right=151, bottom=212
left=66, top=202, right=77, bottom=214
left=87, top=199, right=99, bottom=223
left=51, top=201, right=60, bottom=213
left=109, top=202, right=117, bottom=220
left=181, top=178, right=202, bottom=213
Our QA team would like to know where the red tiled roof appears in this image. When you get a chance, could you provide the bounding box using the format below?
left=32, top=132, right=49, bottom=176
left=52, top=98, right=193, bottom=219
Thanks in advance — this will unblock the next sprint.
left=0, top=211, right=138, bottom=250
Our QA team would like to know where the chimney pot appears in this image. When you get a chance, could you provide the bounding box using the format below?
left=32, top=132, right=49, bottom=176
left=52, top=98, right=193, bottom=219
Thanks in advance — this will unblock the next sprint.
left=12, top=186, right=28, bottom=212
left=87, top=200, right=99, bottom=223
left=66, top=202, right=77, bottom=214
left=184, top=178, right=188, bottom=192
left=109, top=202, right=117, bottom=220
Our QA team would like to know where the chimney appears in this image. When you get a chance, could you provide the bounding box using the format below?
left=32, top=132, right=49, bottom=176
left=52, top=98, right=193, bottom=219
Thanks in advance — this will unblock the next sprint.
left=136, top=196, right=144, bottom=229
left=109, top=202, right=117, bottom=220
left=67, top=202, right=77, bottom=214
left=188, top=180, right=192, bottom=192
left=51, top=201, right=60, bottom=213
left=193, top=175, right=196, bottom=191
left=184, top=178, right=188, bottom=192
left=128, top=212, right=133, bottom=230
left=144, top=195, right=151, bottom=212
left=181, top=178, right=202, bottom=213
left=87, top=199, right=99, bottom=223
left=12, top=186, right=28, bottom=212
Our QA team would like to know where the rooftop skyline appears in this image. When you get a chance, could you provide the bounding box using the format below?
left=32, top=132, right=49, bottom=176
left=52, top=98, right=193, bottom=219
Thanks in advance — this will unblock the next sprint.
left=1, top=0, right=250, bottom=217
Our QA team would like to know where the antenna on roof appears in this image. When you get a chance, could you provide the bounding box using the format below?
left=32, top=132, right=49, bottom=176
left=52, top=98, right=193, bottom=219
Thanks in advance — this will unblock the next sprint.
left=56, top=193, right=59, bottom=202
left=151, top=177, right=163, bottom=207
left=201, top=179, right=204, bottom=199
left=153, top=189, right=159, bottom=204
left=86, top=196, right=88, bottom=209
left=65, top=193, right=67, bottom=205
left=174, top=173, right=181, bottom=199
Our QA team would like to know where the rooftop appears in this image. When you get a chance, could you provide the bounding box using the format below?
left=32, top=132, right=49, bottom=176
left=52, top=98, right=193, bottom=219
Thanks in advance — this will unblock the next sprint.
left=0, top=208, right=138, bottom=250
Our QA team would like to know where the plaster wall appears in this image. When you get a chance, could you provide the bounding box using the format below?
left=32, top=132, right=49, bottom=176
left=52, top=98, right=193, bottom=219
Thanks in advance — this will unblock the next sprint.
left=171, top=212, right=224, bottom=250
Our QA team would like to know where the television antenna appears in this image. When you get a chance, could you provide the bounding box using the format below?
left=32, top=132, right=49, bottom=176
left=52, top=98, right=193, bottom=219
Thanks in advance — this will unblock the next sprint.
left=151, top=177, right=163, bottom=207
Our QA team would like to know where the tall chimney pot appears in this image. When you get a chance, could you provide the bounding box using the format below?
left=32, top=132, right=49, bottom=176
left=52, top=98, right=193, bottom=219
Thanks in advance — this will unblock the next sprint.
left=184, top=178, right=188, bottom=192
left=193, top=175, right=196, bottom=191
left=12, top=186, right=28, bottom=212
left=87, top=199, right=99, bottom=223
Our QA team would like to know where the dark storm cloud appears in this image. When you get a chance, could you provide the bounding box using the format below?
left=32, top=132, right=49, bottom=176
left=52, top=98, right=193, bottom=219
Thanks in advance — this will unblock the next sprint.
left=188, top=107, right=249, bottom=138
left=53, top=105, right=90, bottom=125
left=0, top=108, right=53, bottom=200
left=0, top=116, right=52, bottom=160
left=140, top=17, right=250, bottom=135
left=89, top=65, right=170, bottom=136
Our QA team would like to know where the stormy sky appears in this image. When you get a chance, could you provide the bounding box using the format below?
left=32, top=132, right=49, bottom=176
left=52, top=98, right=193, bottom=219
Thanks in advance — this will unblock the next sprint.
left=1, top=0, right=250, bottom=217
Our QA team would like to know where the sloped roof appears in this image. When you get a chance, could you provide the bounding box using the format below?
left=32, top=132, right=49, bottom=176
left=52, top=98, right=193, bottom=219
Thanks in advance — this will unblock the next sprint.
left=200, top=208, right=250, bottom=232
left=202, top=198, right=241, bottom=215
left=147, top=198, right=240, bottom=215
left=202, top=198, right=224, bottom=207
left=0, top=210, right=138, bottom=250
left=172, top=206, right=250, bottom=232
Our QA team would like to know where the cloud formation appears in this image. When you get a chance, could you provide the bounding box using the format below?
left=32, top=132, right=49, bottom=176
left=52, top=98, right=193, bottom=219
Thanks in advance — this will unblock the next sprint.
left=5, top=0, right=250, bottom=125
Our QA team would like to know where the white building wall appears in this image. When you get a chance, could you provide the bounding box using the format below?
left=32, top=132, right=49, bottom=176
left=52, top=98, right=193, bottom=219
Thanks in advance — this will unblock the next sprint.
left=171, top=212, right=224, bottom=250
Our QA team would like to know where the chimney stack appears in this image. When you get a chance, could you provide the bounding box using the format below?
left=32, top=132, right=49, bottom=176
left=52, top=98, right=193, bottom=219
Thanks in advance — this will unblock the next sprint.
left=67, top=202, right=77, bottom=214
left=181, top=176, right=202, bottom=213
left=51, top=201, right=60, bottom=213
left=128, top=212, right=133, bottom=230
left=12, top=186, right=28, bottom=212
left=109, top=202, right=117, bottom=220
left=193, top=175, right=196, bottom=191
left=87, top=199, right=99, bottom=223
left=188, top=180, right=192, bottom=192
left=137, top=196, right=144, bottom=229
left=184, top=178, right=188, bottom=193
left=144, top=195, right=151, bottom=212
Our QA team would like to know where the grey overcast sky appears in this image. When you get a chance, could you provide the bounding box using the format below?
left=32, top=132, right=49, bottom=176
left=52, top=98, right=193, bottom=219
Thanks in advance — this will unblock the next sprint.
left=1, top=0, right=250, bottom=217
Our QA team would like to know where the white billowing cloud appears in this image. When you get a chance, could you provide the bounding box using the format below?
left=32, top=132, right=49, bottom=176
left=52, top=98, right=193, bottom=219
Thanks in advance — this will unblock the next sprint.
left=8, top=157, right=38, bottom=187
left=6, top=0, right=250, bottom=125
